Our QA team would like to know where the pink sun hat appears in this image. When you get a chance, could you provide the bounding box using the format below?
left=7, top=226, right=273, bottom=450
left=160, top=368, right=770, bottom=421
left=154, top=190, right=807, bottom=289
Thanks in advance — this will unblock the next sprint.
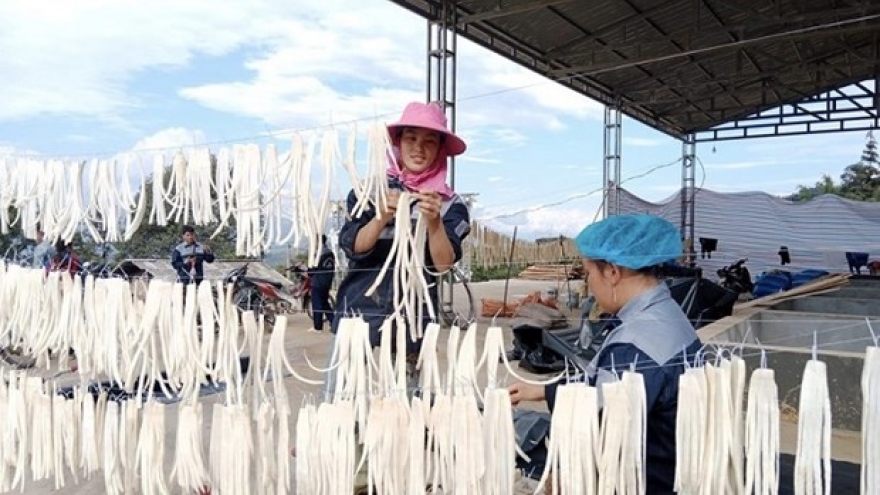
left=387, top=102, right=467, bottom=157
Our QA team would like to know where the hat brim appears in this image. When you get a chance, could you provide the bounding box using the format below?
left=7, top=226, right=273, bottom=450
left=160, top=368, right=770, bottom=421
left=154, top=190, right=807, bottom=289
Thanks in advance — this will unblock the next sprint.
left=388, top=122, right=467, bottom=157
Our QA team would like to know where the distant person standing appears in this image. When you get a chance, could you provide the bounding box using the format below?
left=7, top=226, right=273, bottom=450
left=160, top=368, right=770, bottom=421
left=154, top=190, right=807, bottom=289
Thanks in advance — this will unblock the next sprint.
left=49, top=240, right=81, bottom=276
left=32, top=227, right=54, bottom=270
left=307, top=235, right=336, bottom=333
left=171, top=225, right=215, bottom=285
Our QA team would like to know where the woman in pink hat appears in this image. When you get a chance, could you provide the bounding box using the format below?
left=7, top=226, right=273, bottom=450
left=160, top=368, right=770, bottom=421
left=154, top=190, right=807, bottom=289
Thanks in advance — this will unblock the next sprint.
left=326, top=101, right=472, bottom=396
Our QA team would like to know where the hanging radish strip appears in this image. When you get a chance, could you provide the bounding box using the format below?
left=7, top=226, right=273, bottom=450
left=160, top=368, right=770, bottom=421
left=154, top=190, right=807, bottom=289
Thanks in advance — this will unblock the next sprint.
left=121, top=398, right=140, bottom=495
left=189, top=148, right=216, bottom=225
left=94, top=391, right=109, bottom=472
left=29, top=385, right=54, bottom=483
left=135, top=399, right=169, bottom=495
left=232, top=144, right=264, bottom=257
left=862, top=345, right=880, bottom=495
left=149, top=154, right=169, bottom=226
left=794, top=353, right=832, bottom=495
left=416, top=322, right=443, bottom=415
left=295, top=403, right=317, bottom=495
left=622, top=370, right=647, bottom=495
left=408, top=395, right=428, bottom=494
left=744, top=364, right=780, bottom=495
left=362, top=394, right=410, bottom=494
left=210, top=147, right=234, bottom=239
left=260, top=144, right=282, bottom=249
left=340, top=123, right=372, bottom=219
left=357, top=121, right=392, bottom=219
left=481, top=387, right=523, bottom=495
left=728, top=355, right=747, bottom=495
left=80, top=389, right=100, bottom=480
left=701, top=358, right=733, bottom=495
left=675, top=366, right=708, bottom=495
left=596, top=377, right=630, bottom=495
left=364, top=193, right=436, bottom=341
left=164, top=151, right=188, bottom=225
left=327, top=317, right=375, bottom=431
left=122, top=156, right=148, bottom=241
left=314, top=401, right=357, bottom=495
left=305, top=128, right=337, bottom=267
left=276, top=396, right=293, bottom=495
left=448, top=325, right=486, bottom=494
left=102, top=400, right=123, bottom=495
left=51, top=393, right=68, bottom=490
left=171, top=401, right=210, bottom=493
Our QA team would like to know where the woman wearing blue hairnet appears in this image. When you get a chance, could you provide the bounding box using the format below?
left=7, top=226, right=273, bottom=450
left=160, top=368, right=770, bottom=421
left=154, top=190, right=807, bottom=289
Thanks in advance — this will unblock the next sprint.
left=509, top=214, right=702, bottom=494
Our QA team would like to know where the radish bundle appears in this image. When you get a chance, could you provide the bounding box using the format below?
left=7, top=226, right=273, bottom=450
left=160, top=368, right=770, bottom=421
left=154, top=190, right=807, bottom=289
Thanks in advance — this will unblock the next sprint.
left=744, top=362, right=780, bottom=495
left=364, top=192, right=435, bottom=341
left=862, top=345, right=880, bottom=495
left=135, top=399, right=169, bottom=495
left=535, top=382, right=600, bottom=495
left=171, top=401, right=210, bottom=493
left=102, top=400, right=123, bottom=495
left=675, top=366, right=708, bottom=495
left=794, top=353, right=832, bottom=495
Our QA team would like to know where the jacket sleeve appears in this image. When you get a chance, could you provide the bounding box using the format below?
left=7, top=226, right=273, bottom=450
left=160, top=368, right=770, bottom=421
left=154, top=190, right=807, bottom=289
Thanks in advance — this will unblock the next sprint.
left=203, top=250, right=215, bottom=263
left=170, top=247, right=184, bottom=270
left=338, top=188, right=378, bottom=263
left=426, top=198, right=470, bottom=269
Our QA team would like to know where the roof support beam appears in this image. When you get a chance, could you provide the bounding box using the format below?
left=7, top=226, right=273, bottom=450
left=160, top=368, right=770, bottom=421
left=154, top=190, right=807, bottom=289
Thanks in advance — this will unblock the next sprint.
left=457, top=0, right=574, bottom=25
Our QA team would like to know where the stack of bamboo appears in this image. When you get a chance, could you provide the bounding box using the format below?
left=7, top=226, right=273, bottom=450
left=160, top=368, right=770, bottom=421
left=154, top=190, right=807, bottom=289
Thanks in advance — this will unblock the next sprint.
left=517, top=263, right=579, bottom=281
left=464, top=221, right=578, bottom=269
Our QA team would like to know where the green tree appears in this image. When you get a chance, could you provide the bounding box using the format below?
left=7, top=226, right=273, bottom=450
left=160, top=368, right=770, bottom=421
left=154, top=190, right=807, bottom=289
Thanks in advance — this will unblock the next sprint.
left=790, top=174, right=840, bottom=202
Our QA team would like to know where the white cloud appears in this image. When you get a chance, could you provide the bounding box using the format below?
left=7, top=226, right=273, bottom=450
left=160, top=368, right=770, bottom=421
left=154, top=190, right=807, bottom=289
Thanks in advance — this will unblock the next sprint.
left=130, top=127, right=208, bottom=152
left=0, top=145, right=40, bottom=157
left=487, top=176, right=504, bottom=182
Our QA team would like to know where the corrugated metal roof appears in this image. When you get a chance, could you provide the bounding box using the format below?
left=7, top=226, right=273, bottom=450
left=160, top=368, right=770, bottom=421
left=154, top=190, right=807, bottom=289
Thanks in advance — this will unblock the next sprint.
left=389, top=0, right=880, bottom=137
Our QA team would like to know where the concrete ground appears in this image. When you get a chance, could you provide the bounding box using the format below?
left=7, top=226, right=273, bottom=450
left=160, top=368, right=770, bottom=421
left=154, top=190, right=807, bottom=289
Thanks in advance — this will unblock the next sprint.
left=13, top=277, right=861, bottom=494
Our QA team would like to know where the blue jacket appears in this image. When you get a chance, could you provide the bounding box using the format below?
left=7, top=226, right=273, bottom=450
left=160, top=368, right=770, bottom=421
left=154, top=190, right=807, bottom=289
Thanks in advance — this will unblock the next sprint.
left=170, top=241, right=215, bottom=284
left=331, top=178, right=471, bottom=352
left=544, top=283, right=701, bottom=494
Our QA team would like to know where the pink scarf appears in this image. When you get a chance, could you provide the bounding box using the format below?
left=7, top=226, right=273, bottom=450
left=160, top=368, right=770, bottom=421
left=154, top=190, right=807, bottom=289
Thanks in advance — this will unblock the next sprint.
left=386, top=146, right=454, bottom=198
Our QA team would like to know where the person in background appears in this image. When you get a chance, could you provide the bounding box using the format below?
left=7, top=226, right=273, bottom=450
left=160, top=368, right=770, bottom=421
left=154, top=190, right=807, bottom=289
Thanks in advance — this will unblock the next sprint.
left=170, top=225, right=215, bottom=285
left=32, top=227, right=55, bottom=270
left=49, top=239, right=81, bottom=276
left=307, top=234, right=336, bottom=334
left=508, top=214, right=701, bottom=494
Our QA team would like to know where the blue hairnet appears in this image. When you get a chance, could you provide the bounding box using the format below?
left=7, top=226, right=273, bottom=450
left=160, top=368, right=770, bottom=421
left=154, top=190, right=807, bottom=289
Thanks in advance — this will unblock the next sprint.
left=574, top=214, right=682, bottom=269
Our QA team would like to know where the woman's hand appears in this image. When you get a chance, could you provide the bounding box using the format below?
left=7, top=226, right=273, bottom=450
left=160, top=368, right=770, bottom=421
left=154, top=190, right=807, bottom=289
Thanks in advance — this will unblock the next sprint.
left=375, top=190, right=401, bottom=225
left=414, top=190, right=443, bottom=229
left=508, top=382, right=545, bottom=406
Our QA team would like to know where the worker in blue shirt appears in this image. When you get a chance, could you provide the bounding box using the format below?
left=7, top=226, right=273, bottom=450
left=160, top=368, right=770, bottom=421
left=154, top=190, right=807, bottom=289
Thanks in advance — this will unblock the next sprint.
left=170, top=225, right=215, bottom=285
left=509, top=214, right=701, bottom=494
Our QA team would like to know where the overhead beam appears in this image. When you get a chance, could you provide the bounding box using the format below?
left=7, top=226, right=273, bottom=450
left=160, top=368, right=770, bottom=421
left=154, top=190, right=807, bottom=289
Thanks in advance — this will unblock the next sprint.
left=549, top=19, right=880, bottom=77
left=457, top=0, right=574, bottom=25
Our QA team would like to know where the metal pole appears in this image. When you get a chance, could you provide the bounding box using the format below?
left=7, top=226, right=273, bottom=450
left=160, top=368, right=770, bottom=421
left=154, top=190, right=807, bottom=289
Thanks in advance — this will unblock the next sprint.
left=681, top=133, right=697, bottom=266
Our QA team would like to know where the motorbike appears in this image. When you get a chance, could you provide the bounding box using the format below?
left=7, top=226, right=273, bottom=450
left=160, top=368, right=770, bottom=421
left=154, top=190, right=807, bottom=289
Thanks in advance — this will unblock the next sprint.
left=716, top=258, right=754, bottom=297
left=223, top=262, right=299, bottom=327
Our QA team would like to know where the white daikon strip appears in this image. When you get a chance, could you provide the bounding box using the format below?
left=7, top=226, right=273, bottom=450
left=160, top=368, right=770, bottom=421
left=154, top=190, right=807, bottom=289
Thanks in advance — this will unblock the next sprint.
left=794, top=358, right=832, bottom=495
left=862, top=345, right=880, bottom=495
left=102, top=401, right=123, bottom=495
left=135, top=400, right=169, bottom=495
left=744, top=366, right=780, bottom=495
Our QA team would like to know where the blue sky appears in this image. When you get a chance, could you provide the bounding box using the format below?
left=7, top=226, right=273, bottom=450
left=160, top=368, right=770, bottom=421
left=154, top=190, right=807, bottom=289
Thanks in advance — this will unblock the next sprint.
left=1, top=0, right=874, bottom=240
